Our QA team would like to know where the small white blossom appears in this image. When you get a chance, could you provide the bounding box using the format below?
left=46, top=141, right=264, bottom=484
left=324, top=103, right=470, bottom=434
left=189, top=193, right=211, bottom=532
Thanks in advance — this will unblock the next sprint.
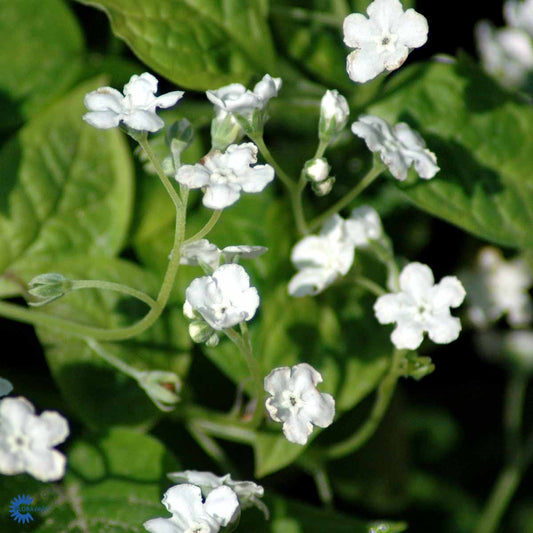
left=206, top=75, right=282, bottom=119
left=374, top=262, right=466, bottom=350
left=304, top=158, right=330, bottom=183
left=352, top=115, right=439, bottom=181
left=344, top=205, right=384, bottom=247
left=504, top=0, right=533, bottom=37
left=83, top=72, right=184, bottom=132
left=175, top=143, right=274, bottom=210
left=222, top=245, right=267, bottom=263
left=463, top=247, right=532, bottom=328
left=0, top=396, right=69, bottom=482
left=185, top=264, right=260, bottom=330
left=167, top=470, right=267, bottom=516
left=144, top=484, right=239, bottom=533
left=475, top=21, right=533, bottom=88
left=343, top=0, right=429, bottom=83
left=264, top=363, right=335, bottom=445
left=181, top=240, right=222, bottom=270
left=319, top=90, right=350, bottom=138
left=288, top=215, right=355, bottom=297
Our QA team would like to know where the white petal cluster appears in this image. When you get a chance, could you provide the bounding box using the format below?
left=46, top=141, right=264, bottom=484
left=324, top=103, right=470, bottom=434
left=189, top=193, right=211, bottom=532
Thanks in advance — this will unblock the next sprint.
left=319, top=90, right=350, bottom=138
left=504, top=0, right=533, bottom=38
left=185, top=264, right=260, bottom=330
left=0, top=396, right=69, bottom=482
left=180, top=239, right=267, bottom=271
left=207, top=75, right=282, bottom=119
left=83, top=73, right=184, bottom=132
left=374, top=262, right=466, bottom=350
left=167, top=470, right=266, bottom=515
left=264, top=363, right=335, bottom=445
left=352, top=115, right=439, bottom=181
left=343, top=0, right=428, bottom=83
left=144, top=484, right=239, bottom=533
left=288, top=215, right=354, bottom=297
left=475, top=21, right=533, bottom=89
left=463, top=247, right=532, bottom=328
left=175, top=143, right=275, bottom=210
left=289, top=208, right=384, bottom=297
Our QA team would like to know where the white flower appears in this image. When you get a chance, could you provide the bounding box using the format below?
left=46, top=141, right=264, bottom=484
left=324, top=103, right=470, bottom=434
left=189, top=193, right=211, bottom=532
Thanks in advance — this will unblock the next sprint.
left=206, top=75, right=282, bottom=119
left=320, top=90, right=350, bottom=136
left=167, top=470, right=267, bottom=516
left=0, top=378, right=13, bottom=398
left=504, top=0, right=533, bottom=37
left=463, top=247, right=532, bottom=328
left=352, top=115, right=439, bottom=180
left=343, top=0, right=429, bottom=83
left=264, top=363, right=335, bottom=445
left=344, top=205, right=383, bottom=246
left=175, top=143, right=274, bottom=210
left=144, top=484, right=239, bottom=533
left=475, top=21, right=533, bottom=88
left=0, top=396, right=69, bottom=482
left=288, top=215, right=355, bottom=297
left=181, top=240, right=222, bottom=270
left=83, top=72, right=184, bottom=132
left=374, top=262, right=466, bottom=350
left=304, top=158, right=330, bottom=183
left=185, top=264, right=260, bottom=330
left=221, top=245, right=267, bottom=263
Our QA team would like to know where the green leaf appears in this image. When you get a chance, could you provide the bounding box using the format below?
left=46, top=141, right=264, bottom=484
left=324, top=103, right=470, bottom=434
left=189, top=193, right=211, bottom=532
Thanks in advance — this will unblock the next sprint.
left=0, top=0, right=85, bottom=130
left=76, top=0, right=277, bottom=90
left=253, top=431, right=308, bottom=478
left=0, top=428, right=179, bottom=532
left=368, top=57, right=533, bottom=249
left=35, top=256, right=191, bottom=430
left=239, top=493, right=407, bottom=532
left=0, top=78, right=134, bottom=296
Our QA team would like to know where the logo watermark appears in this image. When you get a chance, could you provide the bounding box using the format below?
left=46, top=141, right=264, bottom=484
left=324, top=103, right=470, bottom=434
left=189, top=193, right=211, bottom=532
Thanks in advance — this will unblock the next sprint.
left=9, top=494, right=49, bottom=524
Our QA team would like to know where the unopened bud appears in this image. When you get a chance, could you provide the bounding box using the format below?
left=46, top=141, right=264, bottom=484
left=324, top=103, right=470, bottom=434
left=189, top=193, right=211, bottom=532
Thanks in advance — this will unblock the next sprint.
left=319, top=90, right=349, bottom=144
left=189, top=321, right=213, bottom=343
left=28, top=273, right=72, bottom=307
left=312, top=176, right=335, bottom=196
left=210, top=113, right=244, bottom=151
left=205, top=332, right=220, bottom=347
left=304, top=158, right=330, bottom=183
left=137, top=370, right=181, bottom=412
left=167, top=119, right=194, bottom=168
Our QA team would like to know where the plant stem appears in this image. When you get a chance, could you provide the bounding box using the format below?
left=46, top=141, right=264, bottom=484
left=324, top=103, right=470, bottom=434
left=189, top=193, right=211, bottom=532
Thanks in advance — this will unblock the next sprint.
left=309, top=163, right=384, bottom=231
left=352, top=276, right=387, bottom=297
left=224, top=325, right=264, bottom=428
left=85, top=338, right=141, bottom=380
left=183, top=210, right=222, bottom=245
left=71, top=280, right=158, bottom=309
left=138, top=135, right=182, bottom=211
left=325, top=349, right=405, bottom=460
left=474, top=376, right=531, bottom=533
left=251, top=135, right=296, bottom=193
left=314, top=466, right=334, bottom=509
left=0, top=188, right=187, bottom=341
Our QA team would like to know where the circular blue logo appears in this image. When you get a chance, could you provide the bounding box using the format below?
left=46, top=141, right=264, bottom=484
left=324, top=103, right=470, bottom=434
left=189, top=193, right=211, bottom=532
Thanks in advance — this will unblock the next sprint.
left=9, top=494, right=34, bottom=524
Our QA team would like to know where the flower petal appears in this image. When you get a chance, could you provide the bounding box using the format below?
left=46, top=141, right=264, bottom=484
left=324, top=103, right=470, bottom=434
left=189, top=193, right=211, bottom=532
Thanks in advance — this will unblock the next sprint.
left=282, top=412, right=314, bottom=445
left=367, top=0, right=404, bottom=30
left=82, top=111, right=121, bottom=129
left=343, top=13, right=376, bottom=47
left=143, top=517, right=182, bottom=533
left=84, top=88, right=123, bottom=112
left=264, top=366, right=291, bottom=397
left=395, top=9, right=429, bottom=48
left=163, top=484, right=204, bottom=529
left=175, top=164, right=211, bottom=189
left=391, top=321, right=425, bottom=350
left=301, top=389, right=335, bottom=428
left=431, top=276, right=466, bottom=309
left=123, top=110, right=165, bottom=132
left=288, top=268, right=336, bottom=297
left=426, top=313, right=462, bottom=344
left=374, top=293, right=403, bottom=324
left=202, top=184, right=241, bottom=209
left=155, top=91, right=185, bottom=109
left=346, top=47, right=386, bottom=83
left=204, top=486, right=239, bottom=526
left=238, top=165, right=275, bottom=193
left=399, top=262, right=435, bottom=302
left=25, top=448, right=66, bottom=482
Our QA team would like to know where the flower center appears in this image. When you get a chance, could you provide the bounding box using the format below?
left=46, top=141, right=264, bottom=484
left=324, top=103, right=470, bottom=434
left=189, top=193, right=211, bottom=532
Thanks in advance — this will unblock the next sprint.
left=7, top=432, right=30, bottom=452
left=185, top=523, right=209, bottom=533
left=376, top=32, right=398, bottom=53
left=281, top=390, right=303, bottom=412
left=210, top=168, right=239, bottom=185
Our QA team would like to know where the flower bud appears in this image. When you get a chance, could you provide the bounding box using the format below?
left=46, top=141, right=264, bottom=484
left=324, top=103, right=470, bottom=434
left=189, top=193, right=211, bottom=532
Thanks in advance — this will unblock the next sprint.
left=189, top=321, right=214, bottom=343
left=0, top=378, right=13, bottom=398
left=137, top=370, right=181, bottom=412
left=205, top=332, right=220, bottom=347
left=210, top=113, right=244, bottom=151
left=304, top=158, right=330, bottom=183
left=319, top=90, right=349, bottom=143
left=166, top=119, right=194, bottom=168
left=400, top=353, right=435, bottom=381
left=28, top=273, right=72, bottom=307
left=311, top=176, right=335, bottom=196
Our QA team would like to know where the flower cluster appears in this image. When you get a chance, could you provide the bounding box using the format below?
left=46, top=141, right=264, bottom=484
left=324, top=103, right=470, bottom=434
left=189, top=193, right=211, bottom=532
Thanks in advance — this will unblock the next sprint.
left=289, top=207, right=384, bottom=297
left=352, top=115, right=439, bottom=181
left=264, top=363, right=335, bottom=445
left=0, top=396, right=69, bottom=482
left=175, top=143, right=275, bottom=210
left=462, top=247, right=532, bottom=328
left=83, top=72, right=183, bottom=132
left=343, top=0, right=429, bottom=83
left=476, top=0, right=533, bottom=88
left=374, top=262, right=466, bottom=350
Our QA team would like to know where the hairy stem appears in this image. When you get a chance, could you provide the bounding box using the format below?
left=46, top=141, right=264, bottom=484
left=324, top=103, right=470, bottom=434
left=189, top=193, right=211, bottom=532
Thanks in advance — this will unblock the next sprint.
left=183, top=210, right=222, bottom=245
left=71, top=280, right=158, bottom=309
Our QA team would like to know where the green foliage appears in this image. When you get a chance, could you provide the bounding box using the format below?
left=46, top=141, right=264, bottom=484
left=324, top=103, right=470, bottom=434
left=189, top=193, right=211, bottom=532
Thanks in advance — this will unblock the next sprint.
left=369, top=57, right=533, bottom=249
left=0, top=0, right=85, bottom=131
left=0, top=78, right=133, bottom=297
left=75, top=0, right=277, bottom=89
left=0, top=428, right=179, bottom=532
